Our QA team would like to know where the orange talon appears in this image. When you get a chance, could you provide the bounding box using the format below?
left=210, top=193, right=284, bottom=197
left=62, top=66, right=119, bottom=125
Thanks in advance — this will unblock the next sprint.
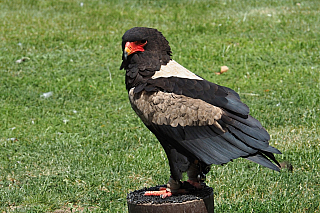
left=144, top=188, right=172, bottom=198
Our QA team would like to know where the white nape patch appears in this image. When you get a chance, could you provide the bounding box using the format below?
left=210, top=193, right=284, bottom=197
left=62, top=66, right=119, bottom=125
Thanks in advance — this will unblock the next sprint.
left=151, top=60, right=203, bottom=80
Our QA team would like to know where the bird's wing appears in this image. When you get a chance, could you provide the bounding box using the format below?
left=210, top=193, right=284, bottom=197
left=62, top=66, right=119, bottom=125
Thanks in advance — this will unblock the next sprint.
left=129, top=87, right=280, bottom=171
left=133, top=60, right=250, bottom=118
left=128, top=61, right=280, bottom=171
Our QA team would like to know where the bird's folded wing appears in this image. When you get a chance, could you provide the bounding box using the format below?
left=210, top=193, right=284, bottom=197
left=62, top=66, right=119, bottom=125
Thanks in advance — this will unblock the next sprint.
left=129, top=88, right=280, bottom=170
left=145, top=77, right=250, bottom=118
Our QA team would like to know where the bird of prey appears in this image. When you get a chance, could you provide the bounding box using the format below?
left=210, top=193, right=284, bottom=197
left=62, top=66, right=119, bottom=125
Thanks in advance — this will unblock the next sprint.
left=120, top=27, right=281, bottom=198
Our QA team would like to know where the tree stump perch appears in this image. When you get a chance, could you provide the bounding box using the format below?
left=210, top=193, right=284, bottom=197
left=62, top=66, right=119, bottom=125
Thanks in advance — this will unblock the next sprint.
left=127, top=185, right=214, bottom=213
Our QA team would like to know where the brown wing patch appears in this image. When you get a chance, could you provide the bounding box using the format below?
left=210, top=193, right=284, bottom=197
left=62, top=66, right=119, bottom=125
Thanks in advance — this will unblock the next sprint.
left=129, top=88, right=225, bottom=132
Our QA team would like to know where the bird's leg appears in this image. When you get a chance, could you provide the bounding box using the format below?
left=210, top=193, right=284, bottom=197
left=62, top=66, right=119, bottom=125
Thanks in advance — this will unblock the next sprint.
left=144, top=162, right=211, bottom=198
left=186, top=161, right=210, bottom=189
left=186, top=162, right=203, bottom=189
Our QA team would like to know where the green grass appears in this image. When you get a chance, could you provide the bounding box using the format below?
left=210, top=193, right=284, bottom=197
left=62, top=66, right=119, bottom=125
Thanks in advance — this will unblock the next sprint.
left=0, top=0, right=319, bottom=212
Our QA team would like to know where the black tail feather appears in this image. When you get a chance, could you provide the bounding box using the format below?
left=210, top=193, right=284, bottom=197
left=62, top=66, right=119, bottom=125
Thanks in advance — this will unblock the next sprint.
left=245, top=153, right=280, bottom=172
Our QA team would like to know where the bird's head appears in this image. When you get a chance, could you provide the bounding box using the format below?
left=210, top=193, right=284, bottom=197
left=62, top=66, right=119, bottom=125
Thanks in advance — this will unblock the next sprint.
left=120, top=27, right=172, bottom=69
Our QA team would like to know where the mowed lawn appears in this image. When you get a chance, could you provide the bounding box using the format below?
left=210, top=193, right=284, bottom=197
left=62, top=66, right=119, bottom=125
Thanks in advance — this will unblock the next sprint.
left=0, top=0, right=319, bottom=212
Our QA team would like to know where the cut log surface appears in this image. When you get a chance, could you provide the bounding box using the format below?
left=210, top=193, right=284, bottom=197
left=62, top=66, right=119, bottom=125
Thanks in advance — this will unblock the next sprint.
left=127, top=185, right=214, bottom=213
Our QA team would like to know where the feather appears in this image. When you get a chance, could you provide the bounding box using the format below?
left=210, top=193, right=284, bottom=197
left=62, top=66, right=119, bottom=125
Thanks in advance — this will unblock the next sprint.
left=246, top=153, right=280, bottom=172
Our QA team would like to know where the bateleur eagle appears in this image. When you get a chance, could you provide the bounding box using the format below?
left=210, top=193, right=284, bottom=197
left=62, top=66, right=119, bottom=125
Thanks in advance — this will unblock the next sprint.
left=120, top=27, right=281, bottom=198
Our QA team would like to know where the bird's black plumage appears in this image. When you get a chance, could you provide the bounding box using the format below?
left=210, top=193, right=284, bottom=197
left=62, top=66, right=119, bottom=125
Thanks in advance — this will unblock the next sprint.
left=120, top=27, right=281, bottom=190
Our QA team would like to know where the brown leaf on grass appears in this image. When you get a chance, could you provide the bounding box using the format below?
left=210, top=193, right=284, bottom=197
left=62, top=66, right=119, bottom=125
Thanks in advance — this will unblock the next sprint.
left=220, top=66, right=229, bottom=73
left=215, top=66, right=229, bottom=75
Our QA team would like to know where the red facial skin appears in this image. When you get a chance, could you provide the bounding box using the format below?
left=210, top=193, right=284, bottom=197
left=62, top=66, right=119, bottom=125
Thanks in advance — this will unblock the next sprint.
left=124, top=40, right=147, bottom=57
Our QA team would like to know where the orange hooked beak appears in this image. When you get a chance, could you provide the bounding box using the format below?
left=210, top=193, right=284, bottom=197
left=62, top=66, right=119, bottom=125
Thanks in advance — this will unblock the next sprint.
left=124, top=40, right=147, bottom=59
